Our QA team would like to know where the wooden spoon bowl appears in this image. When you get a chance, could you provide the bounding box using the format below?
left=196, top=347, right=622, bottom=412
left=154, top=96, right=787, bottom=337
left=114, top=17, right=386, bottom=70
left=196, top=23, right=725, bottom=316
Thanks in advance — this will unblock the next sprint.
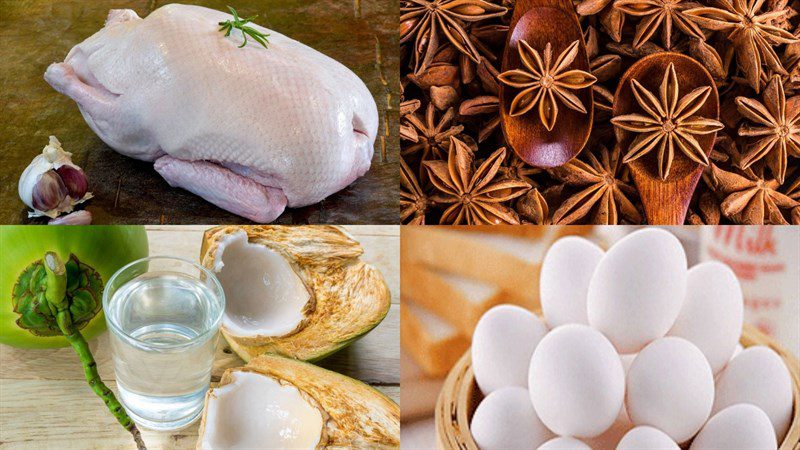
left=500, top=0, right=593, bottom=168
left=613, top=52, right=720, bottom=225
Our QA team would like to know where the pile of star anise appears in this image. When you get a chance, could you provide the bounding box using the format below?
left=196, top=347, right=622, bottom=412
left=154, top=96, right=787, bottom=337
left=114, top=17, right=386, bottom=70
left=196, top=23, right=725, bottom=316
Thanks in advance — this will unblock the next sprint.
left=400, top=0, right=800, bottom=225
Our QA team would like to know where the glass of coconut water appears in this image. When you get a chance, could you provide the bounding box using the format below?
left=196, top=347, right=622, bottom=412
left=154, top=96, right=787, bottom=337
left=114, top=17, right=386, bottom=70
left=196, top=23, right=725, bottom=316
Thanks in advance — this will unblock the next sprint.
left=103, top=256, right=225, bottom=431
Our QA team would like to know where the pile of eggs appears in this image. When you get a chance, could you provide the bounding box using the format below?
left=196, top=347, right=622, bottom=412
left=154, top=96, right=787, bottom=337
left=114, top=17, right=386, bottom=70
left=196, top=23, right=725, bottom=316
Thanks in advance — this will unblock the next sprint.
left=470, top=229, right=795, bottom=450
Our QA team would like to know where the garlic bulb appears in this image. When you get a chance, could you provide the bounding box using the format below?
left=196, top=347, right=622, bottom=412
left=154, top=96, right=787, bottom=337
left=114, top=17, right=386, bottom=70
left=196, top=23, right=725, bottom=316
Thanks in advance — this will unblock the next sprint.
left=18, top=136, right=92, bottom=218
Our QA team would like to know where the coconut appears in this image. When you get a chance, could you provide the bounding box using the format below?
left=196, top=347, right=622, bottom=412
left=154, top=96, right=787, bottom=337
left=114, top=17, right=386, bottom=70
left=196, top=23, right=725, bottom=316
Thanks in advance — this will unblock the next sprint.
left=200, top=225, right=391, bottom=362
left=196, top=354, right=400, bottom=449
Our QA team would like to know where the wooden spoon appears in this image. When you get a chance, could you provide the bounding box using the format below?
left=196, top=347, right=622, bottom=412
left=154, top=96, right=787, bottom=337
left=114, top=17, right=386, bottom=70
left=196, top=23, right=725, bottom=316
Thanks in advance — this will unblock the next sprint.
left=612, top=52, right=720, bottom=225
left=499, top=0, right=593, bottom=168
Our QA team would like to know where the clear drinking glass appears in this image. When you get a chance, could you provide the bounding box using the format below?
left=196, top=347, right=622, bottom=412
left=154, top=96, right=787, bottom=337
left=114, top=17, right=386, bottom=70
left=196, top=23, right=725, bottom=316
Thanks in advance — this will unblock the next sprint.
left=103, top=256, right=225, bottom=431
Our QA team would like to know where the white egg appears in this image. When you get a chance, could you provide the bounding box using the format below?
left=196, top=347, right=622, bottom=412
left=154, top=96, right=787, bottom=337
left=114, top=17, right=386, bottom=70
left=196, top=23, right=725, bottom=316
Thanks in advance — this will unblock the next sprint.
left=690, top=404, right=777, bottom=450
left=732, top=343, right=743, bottom=359
left=626, top=337, right=714, bottom=443
left=620, top=353, right=636, bottom=374
left=540, top=236, right=604, bottom=327
left=472, top=305, right=548, bottom=394
left=617, top=354, right=636, bottom=421
left=713, top=346, right=793, bottom=442
left=537, top=437, right=592, bottom=450
left=668, top=261, right=743, bottom=374
left=529, top=324, right=625, bottom=438
left=584, top=410, right=633, bottom=449
left=617, top=426, right=679, bottom=450
left=471, top=387, right=554, bottom=450
left=587, top=228, right=687, bottom=353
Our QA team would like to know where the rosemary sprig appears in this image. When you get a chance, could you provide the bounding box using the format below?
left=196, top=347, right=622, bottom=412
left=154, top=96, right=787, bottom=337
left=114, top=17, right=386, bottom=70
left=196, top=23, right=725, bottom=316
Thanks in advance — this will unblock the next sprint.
left=218, top=6, right=270, bottom=49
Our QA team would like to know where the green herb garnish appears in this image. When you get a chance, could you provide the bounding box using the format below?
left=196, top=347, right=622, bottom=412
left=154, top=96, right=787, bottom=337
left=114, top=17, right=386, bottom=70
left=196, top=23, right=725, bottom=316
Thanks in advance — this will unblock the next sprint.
left=218, top=6, right=270, bottom=49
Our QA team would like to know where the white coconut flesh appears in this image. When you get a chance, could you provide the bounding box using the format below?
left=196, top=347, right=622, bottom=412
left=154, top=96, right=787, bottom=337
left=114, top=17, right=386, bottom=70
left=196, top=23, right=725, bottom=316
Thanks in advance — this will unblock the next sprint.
left=200, top=371, right=323, bottom=449
left=213, top=231, right=310, bottom=338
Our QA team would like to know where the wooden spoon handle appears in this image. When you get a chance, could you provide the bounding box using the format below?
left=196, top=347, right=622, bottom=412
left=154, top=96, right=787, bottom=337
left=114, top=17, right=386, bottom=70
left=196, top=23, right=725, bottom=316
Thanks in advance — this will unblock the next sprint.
left=637, top=176, right=701, bottom=225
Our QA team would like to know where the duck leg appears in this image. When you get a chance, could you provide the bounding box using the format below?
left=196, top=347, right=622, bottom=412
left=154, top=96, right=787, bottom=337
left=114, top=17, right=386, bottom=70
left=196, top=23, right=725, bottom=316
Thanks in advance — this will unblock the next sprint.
left=154, top=156, right=288, bottom=223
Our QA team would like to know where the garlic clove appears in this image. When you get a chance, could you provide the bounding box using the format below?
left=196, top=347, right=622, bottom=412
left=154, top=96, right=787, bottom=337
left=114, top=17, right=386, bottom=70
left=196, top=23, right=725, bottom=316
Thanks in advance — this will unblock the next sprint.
left=32, top=171, right=68, bottom=212
left=55, top=165, right=89, bottom=198
left=19, top=136, right=93, bottom=219
left=48, top=210, right=92, bottom=225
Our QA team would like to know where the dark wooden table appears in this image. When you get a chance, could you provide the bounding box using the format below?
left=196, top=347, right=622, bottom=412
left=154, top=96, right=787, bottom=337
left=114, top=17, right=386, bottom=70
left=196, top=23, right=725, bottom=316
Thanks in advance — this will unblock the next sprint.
left=0, top=0, right=399, bottom=224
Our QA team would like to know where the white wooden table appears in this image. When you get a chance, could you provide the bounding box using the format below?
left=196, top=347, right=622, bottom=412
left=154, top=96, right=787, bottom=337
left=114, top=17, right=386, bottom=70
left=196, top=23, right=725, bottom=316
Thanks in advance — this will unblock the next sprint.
left=0, top=225, right=399, bottom=449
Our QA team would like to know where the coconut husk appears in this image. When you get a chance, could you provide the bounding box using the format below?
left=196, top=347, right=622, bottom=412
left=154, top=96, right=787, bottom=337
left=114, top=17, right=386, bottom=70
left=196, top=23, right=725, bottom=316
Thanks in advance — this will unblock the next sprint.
left=198, top=353, right=400, bottom=449
left=200, top=226, right=391, bottom=362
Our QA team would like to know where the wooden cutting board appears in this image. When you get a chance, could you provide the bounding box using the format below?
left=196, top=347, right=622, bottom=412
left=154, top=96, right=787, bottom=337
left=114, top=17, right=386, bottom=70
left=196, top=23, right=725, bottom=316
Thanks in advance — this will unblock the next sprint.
left=0, top=225, right=400, bottom=449
left=0, top=0, right=399, bottom=225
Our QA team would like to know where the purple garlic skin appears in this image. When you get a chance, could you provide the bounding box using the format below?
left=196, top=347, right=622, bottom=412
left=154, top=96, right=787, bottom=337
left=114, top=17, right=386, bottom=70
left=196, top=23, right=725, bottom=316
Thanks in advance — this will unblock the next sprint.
left=32, top=171, right=68, bottom=211
left=48, top=210, right=92, bottom=225
left=56, top=165, right=89, bottom=198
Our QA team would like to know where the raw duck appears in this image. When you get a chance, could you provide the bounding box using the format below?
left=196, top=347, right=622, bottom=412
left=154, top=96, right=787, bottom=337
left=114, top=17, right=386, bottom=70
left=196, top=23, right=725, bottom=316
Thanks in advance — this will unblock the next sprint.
left=44, top=4, right=378, bottom=222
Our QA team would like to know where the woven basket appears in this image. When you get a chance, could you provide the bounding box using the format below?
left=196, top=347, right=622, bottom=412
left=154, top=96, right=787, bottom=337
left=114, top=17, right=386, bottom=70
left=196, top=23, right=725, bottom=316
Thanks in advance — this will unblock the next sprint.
left=435, top=324, right=800, bottom=450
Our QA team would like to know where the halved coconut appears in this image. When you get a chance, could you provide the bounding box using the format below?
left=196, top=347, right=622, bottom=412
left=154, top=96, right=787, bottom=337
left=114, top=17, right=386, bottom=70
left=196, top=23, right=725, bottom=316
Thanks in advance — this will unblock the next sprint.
left=197, top=354, right=400, bottom=449
left=200, top=226, right=391, bottom=361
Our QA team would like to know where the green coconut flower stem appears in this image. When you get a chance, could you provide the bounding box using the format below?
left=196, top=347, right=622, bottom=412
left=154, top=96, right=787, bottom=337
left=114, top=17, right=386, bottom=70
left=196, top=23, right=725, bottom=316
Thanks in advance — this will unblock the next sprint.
left=43, top=252, right=147, bottom=450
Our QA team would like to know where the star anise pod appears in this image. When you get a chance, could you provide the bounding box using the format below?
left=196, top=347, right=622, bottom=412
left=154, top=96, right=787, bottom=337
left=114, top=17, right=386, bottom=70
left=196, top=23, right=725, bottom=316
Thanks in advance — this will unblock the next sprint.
left=550, top=145, right=643, bottom=224
left=783, top=39, right=800, bottom=89
left=686, top=188, right=725, bottom=224
left=401, top=98, right=422, bottom=142
left=459, top=95, right=501, bottom=142
left=576, top=0, right=627, bottom=41
left=735, top=74, right=800, bottom=183
left=685, top=209, right=705, bottom=224
left=784, top=172, right=800, bottom=200
left=476, top=57, right=501, bottom=95
left=577, top=0, right=614, bottom=16
left=407, top=62, right=461, bottom=91
left=499, top=150, right=542, bottom=186
left=784, top=174, right=800, bottom=223
left=516, top=188, right=550, bottom=224
left=611, top=62, right=724, bottom=180
left=585, top=27, right=622, bottom=112
left=401, top=158, right=431, bottom=224
left=423, top=136, right=530, bottom=224
left=689, top=38, right=728, bottom=81
left=585, top=27, right=622, bottom=81
left=710, top=132, right=738, bottom=162
left=593, top=85, right=617, bottom=113
left=698, top=188, right=723, bottom=224
left=466, top=23, right=508, bottom=61
left=613, top=0, right=704, bottom=49
left=459, top=23, right=509, bottom=83
left=400, top=0, right=508, bottom=73
left=684, top=0, right=798, bottom=92
left=402, top=103, right=464, bottom=161
left=606, top=40, right=669, bottom=58
left=430, top=85, right=460, bottom=110
left=709, top=163, right=798, bottom=223
left=497, top=40, right=597, bottom=130
left=766, top=0, right=798, bottom=31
